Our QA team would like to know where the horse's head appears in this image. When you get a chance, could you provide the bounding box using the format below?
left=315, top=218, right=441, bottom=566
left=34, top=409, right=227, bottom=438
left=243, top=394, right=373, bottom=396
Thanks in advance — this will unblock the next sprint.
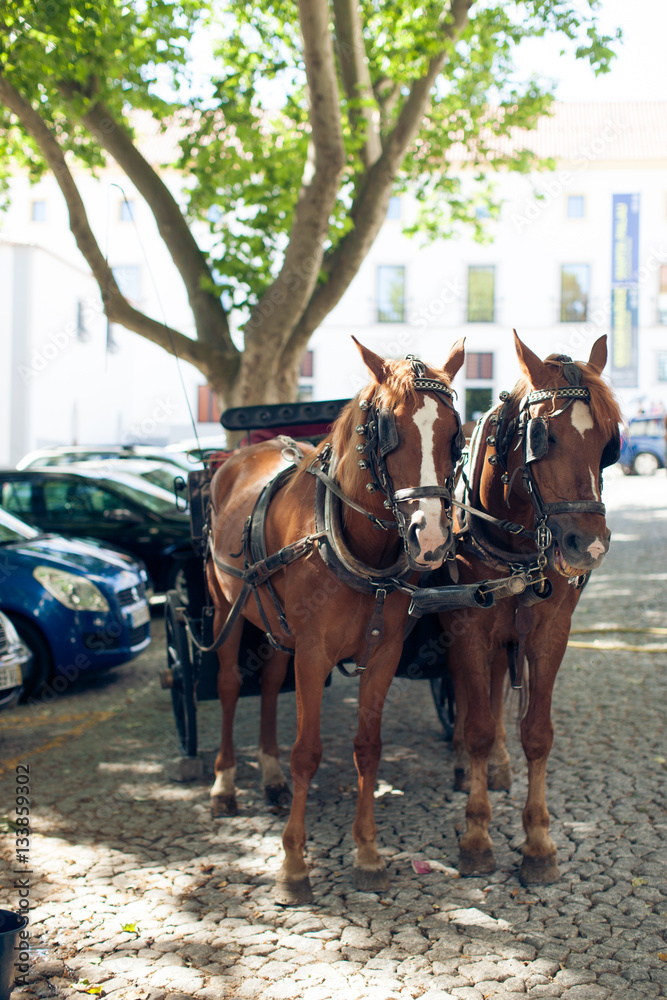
left=343, top=337, right=465, bottom=571
left=496, top=331, right=622, bottom=577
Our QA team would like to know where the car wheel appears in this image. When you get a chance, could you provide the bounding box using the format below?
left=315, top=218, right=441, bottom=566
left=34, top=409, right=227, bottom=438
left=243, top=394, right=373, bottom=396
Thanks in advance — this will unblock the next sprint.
left=632, top=452, right=660, bottom=476
left=7, top=617, right=53, bottom=702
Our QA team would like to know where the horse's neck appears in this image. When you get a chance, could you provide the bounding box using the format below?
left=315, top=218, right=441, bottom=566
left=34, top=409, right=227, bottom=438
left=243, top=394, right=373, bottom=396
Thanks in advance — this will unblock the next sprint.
left=473, top=442, right=536, bottom=554
left=337, top=476, right=403, bottom=569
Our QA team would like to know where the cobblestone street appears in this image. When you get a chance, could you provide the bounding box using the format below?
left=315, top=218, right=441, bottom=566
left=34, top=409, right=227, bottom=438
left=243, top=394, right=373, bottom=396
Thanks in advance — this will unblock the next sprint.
left=1, top=468, right=666, bottom=1000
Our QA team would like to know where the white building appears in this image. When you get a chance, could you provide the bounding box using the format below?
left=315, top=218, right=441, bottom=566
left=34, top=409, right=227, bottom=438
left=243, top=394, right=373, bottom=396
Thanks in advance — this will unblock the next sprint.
left=1, top=102, right=666, bottom=464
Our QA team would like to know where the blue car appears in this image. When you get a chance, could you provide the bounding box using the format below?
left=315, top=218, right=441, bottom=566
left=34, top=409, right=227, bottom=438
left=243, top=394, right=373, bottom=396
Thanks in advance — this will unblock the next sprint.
left=0, top=610, right=32, bottom=710
left=619, top=415, right=666, bottom=476
left=0, top=506, right=151, bottom=700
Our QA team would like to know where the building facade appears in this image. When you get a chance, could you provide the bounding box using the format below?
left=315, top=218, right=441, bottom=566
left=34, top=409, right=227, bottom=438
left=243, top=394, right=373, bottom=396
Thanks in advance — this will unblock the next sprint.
left=1, top=103, right=666, bottom=464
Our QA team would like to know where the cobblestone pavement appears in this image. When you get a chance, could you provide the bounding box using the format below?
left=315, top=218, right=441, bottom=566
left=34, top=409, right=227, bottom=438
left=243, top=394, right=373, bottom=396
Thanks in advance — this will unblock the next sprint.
left=1, top=468, right=666, bottom=1000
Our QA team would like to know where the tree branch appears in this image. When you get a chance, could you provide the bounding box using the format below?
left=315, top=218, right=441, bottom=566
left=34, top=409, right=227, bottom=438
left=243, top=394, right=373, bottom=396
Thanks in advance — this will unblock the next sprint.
left=0, top=75, right=218, bottom=376
left=331, top=0, right=382, bottom=167
left=282, top=0, right=472, bottom=359
left=70, top=95, right=235, bottom=356
left=240, top=0, right=345, bottom=383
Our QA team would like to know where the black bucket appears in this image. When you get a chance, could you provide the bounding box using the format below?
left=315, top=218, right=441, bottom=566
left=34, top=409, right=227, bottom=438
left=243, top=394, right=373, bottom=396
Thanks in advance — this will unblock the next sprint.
left=0, top=910, right=28, bottom=1000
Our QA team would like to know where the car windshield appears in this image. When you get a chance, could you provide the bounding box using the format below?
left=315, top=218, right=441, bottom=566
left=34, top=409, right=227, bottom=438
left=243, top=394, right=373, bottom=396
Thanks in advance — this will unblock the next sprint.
left=101, top=476, right=186, bottom=514
left=0, top=506, right=40, bottom=543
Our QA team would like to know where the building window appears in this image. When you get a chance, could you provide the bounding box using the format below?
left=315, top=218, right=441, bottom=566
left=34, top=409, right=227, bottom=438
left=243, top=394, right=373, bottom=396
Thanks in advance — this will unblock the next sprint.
left=467, top=265, right=495, bottom=322
left=377, top=265, right=405, bottom=323
left=112, top=265, right=141, bottom=303
left=76, top=301, right=91, bottom=342
left=465, top=387, right=493, bottom=423
left=198, top=386, right=221, bottom=423
left=466, top=352, right=494, bottom=380
left=658, top=352, right=667, bottom=381
left=560, top=264, right=589, bottom=322
left=119, top=199, right=134, bottom=222
left=386, top=196, right=402, bottom=221
left=658, top=265, right=667, bottom=325
left=567, top=195, right=585, bottom=219
left=31, top=200, right=47, bottom=222
left=298, top=349, right=314, bottom=401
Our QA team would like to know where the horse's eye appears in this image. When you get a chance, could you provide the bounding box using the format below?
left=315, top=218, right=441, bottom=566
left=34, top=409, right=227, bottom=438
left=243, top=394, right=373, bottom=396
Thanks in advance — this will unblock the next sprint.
left=548, top=434, right=557, bottom=445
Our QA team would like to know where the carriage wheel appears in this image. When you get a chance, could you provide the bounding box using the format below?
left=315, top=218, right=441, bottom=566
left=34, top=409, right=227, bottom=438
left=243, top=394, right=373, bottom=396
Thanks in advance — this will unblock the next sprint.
left=429, top=672, right=455, bottom=742
left=166, top=589, right=198, bottom=757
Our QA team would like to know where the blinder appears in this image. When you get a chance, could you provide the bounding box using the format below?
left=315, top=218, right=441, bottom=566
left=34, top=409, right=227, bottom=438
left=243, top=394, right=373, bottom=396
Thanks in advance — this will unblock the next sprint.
left=601, top=430, right=621, bottom=470
left=377, top=408, right=400, bottom=457
left=525, top=416, right=549, bottom=464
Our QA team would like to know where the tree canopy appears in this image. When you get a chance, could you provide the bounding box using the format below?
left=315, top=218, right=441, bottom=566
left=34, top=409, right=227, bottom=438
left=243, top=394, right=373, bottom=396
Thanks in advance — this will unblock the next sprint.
left=0, top=0, right=619, bottom=406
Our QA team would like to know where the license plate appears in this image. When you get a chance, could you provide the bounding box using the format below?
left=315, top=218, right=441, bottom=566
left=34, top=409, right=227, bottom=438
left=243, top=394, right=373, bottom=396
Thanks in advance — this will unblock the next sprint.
left=130, top=604, right=151, bottom=628
left=0, top=662, right=22, bottom=689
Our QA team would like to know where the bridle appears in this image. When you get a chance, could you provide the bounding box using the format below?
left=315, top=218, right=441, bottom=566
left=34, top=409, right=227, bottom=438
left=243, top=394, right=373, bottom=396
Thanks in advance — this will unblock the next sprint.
left=458, top=355, right=621, bottom=578
left=309, top=355, right=465, bottom=548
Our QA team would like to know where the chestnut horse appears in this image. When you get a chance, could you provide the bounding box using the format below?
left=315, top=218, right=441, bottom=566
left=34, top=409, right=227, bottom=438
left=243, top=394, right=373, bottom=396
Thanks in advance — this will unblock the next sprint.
left=206, top=338, right=465, bottom=903
left=443, top=331, right=622, bottom=885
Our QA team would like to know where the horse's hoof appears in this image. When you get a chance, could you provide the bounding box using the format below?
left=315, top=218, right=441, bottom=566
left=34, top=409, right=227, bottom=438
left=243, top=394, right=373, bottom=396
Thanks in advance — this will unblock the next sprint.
left=264, top=782, right=292, bottom=810
left=353, top=866, right=390, bottom=892
left=487, top=763, right=512, bottom=791
left=210, top=794, right=238, bottom=818
left=519, top=852, right=559, bottom=885
left=459, top=847, right=496, bottom=876
left=274, top=875, right=313, bottom=906
left=454, top=767, right=470, bottom=792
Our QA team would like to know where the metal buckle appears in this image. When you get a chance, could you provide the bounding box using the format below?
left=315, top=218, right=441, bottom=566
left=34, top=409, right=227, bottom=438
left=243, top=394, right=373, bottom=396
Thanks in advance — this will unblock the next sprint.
left=536, top=522, right=552, bottom=552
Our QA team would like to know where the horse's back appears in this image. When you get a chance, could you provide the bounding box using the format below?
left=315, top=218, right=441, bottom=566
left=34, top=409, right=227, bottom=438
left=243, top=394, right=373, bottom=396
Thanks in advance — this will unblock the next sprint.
left=209, top=438, right=315, bottom=552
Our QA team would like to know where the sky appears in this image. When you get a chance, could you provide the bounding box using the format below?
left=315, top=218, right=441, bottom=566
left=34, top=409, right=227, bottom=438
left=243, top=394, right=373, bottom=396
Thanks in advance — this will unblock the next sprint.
left=515, top=0, right=667, bottom=103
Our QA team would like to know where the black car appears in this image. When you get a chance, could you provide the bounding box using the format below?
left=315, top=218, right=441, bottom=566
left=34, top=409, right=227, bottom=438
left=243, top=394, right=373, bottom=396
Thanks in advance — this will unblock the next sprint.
left=0, top=467, right=196, bottom=595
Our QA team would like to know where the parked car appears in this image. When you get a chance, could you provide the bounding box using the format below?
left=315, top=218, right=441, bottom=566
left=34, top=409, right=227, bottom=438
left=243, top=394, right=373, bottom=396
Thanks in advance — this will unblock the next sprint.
left=60, top=459, right=189, bottom=507
left=0, top=506, right=150, bottom=699
left=0, top=609, right=32, bottom=710
left=0, top=467, right=196, bottom=595
left=17, top=444, right=201, bottom=475
left=619, top=415, right=666, bottom=475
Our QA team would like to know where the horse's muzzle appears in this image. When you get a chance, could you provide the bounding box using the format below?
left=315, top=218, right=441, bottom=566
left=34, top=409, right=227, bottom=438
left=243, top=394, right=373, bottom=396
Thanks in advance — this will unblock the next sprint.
left=404, top=505, right=453, bottom=571
left=547, top=514, right=611, bottom=576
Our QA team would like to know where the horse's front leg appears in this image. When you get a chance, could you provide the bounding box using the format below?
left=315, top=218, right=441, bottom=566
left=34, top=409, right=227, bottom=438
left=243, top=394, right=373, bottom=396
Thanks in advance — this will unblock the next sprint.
left=455, top=642, right=497, bottom=875
left=351, top=650, right=402, bottom=892
left=487, top=648, right=512, bottom=791
left=518, top=645, right=564, bottom=885
left=206, top=562, right=245, bottom=817
left=275, top=648, right=328, bottom=906
left=258, top=649, right=291, bottom=808
left=449, top=656, right=470, bottom=792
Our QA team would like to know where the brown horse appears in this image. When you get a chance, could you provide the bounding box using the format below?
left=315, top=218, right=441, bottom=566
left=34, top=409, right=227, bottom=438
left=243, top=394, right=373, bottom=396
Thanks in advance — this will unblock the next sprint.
left=206, top=338, right=465, bottom=903
left=442, top=331, right=622, bottom=885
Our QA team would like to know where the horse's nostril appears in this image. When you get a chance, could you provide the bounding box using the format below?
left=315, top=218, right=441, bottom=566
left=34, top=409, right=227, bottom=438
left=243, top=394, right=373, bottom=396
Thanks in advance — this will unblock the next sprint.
left=564, top=532, right=582, bottom=554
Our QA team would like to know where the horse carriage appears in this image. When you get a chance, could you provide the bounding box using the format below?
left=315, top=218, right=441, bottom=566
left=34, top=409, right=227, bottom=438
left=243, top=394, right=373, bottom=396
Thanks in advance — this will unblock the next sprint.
left=162, top=333, right=621, bottom=902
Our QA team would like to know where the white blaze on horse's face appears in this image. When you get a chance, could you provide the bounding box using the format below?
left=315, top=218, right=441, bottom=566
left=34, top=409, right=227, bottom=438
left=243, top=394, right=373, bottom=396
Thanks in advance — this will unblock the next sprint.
left=569, top=400, right=607, bottom=561
left=407, top=395, right=450, bottom=567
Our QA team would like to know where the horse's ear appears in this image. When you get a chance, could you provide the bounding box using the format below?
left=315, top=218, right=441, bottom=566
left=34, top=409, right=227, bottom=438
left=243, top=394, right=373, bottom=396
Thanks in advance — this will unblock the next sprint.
left=587, top=335, right=608, bottom=374
left=352, top=336, right=387, bottom=382
left=513, top=329, right=551, bottom=388
left=441, top=337, right=465, bottom=382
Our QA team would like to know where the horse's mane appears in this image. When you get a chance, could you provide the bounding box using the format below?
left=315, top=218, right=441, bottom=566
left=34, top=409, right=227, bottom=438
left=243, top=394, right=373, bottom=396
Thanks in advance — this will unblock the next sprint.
left=288, top=356, right=452, bottom=499
left=509, top=355, right=623, bottom=433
